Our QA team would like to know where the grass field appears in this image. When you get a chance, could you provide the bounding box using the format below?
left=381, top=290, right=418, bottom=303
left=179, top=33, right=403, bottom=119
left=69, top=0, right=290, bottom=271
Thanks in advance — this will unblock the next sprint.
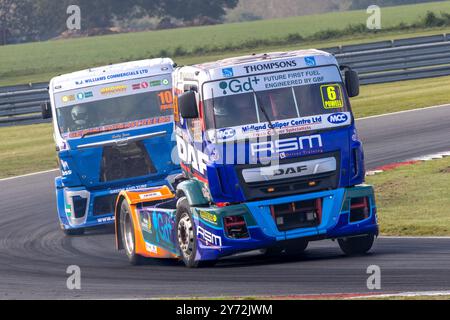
left=366, top=156, right=450, bottom=236
left=0, top=124, right=56, bottom=177
left=1, top=1, right=450, bottom=86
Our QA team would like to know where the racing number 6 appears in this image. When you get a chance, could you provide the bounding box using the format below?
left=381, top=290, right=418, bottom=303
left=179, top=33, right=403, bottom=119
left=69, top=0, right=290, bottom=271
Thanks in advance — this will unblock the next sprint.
left=327, top=86, right=337, bottom=101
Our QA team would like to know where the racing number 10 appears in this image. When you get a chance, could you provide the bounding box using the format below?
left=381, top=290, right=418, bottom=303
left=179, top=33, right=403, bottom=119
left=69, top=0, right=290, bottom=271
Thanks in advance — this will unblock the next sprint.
left=158, top=90, right=174, bottom=111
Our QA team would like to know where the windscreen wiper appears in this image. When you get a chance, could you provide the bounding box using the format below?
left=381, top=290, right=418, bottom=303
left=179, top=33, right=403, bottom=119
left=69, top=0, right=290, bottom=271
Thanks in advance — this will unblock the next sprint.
left=252, top=90, right=274, bottom=130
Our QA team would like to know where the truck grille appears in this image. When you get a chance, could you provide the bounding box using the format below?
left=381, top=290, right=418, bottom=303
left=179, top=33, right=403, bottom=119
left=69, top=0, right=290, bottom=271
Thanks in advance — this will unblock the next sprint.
left=236, top=152, right=340, bottom=201
left=100, top=141, right=156, bottom=183
left=271, top=199, right=322, bottom=231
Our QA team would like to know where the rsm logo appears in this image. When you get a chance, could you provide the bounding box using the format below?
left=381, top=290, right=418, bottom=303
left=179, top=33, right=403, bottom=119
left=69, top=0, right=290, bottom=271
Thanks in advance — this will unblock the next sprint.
left=328, top=113, right=349, bottom=125
left=219, top=77, right=260, bottom=95
left=251, top=135, right=323, bottom=156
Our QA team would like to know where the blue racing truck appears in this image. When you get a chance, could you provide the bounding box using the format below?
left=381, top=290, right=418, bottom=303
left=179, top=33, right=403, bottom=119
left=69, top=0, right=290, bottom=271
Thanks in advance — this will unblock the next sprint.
left=115, top=50, right=378, bottom=268
left=43, top=59, right=180, bottom=235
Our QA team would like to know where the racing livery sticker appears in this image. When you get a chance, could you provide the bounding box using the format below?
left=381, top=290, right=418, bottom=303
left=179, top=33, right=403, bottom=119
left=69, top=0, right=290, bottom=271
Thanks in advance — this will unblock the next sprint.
left=321, top=84, right=344, bottom=109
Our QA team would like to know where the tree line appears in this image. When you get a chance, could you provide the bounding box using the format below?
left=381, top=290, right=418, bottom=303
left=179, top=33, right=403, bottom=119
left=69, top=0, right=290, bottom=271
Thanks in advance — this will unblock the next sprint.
left=0, top=0, right=239, bottom=44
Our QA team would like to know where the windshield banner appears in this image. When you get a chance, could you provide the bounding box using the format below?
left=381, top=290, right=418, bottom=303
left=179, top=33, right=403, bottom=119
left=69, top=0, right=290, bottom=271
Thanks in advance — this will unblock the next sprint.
left=212, top=112, right=352, bottom=142
left=203, top=66, right=341, bottom=100
left=54, top=75, right=172, bottom=108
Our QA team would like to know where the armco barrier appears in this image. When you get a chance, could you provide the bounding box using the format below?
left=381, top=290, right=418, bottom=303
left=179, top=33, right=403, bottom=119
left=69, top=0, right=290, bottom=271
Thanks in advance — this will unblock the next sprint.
left=2, top=34, right=450, bottom=126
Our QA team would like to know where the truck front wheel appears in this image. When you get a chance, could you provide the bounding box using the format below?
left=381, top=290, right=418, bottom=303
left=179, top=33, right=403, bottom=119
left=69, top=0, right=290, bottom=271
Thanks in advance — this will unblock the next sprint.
left=338, top=234, right=375, bottom=256
left=120, top=201, right=147, bottom=265
left=176, top=197, right=216, bottom=268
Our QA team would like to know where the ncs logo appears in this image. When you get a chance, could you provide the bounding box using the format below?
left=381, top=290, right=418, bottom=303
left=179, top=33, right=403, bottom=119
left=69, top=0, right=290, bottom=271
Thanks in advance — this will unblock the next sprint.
left=328, top=113, right=349, bottom=125
left=219, top=77, right=260, bottom=95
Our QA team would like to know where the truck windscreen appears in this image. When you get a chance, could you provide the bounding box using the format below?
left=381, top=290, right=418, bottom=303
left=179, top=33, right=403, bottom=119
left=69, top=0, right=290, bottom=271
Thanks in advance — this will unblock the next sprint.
left=203, top=65, right=351, bottom=131
left=54, top=76, right=173, bottom=139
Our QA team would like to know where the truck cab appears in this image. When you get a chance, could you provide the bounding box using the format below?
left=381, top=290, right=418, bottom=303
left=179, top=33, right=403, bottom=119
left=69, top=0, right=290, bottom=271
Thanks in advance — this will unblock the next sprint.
left=46, top=59, right=180, bottom=235
left=172, top=50, right=378, bottom=265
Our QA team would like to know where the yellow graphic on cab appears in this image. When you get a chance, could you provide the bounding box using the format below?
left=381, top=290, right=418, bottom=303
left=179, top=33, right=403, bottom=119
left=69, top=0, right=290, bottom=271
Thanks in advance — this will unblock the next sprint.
left=321, top=84, right=344, bottom=109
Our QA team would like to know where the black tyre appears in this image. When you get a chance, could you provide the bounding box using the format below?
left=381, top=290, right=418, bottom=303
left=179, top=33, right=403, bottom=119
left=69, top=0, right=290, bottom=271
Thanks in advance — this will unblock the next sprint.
left=284, top=240, right=309, bottom=256
left=63, top=228, right=85, bottom=236
left=262, top=240, right=308, bottom=257
left=176, top=197, right=216, bottom=268
left=260, top=247, right=284, bottom=257
left=338, top=234, right=375, bottom=256
left=119, top=201, right=147, bottom=265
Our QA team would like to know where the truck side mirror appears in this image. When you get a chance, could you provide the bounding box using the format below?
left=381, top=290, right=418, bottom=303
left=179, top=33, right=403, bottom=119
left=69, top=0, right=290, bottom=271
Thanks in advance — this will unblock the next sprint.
left=178, top=91, right=199, bottom=119
left=41, top=101, right=52, bottom=119
left=345, top=69, right=360, bottom=98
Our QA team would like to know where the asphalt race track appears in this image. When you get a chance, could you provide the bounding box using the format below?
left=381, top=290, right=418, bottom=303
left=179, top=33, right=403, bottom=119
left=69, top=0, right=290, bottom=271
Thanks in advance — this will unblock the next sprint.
left=1, top=105, right=450, bottom=299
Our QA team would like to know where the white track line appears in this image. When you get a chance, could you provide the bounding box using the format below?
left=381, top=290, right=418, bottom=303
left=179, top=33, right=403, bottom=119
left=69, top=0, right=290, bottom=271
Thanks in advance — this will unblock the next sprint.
left=0, top=169, right=58, bottom=182
left=357, top=103, right=450, bottom=121
left=351, top=291, right=450, bottom=299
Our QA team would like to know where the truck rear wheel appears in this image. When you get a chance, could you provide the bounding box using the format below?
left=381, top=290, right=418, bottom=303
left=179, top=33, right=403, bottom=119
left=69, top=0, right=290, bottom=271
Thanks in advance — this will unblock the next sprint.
left=338, top=234, right=375, bottom=256
left=176, top=197, right=216, bottom=268
left=120, top=201, right=147, bottom=265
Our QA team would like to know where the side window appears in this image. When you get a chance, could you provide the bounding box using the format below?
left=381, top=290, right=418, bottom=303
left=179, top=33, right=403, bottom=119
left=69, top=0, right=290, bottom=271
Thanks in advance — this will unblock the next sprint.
left=184, top=84, right=198, bottom=93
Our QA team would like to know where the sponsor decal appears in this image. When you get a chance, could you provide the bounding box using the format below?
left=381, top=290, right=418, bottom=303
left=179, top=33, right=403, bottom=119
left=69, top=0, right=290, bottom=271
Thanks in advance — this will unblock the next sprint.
left=219, top=77, right=260, bottom=95
left=304, top=56, right=317, bottom=66
left=65, top=204, right=72, bottom=217
left=321, top=84, right=344, bottom=109
left=132, top=82, right=150, bottom=90
left=150, top=80, right=162, bottom=87
left=177, top=136, right=209, bottom=175
left=222, top=68, right=234, bottom=77
left=139, top=192, right=163, bottom=200
left=199, top=211, right=218, bottom=225
left=244, top=60, right=298, bottom=74
left=97, top=216, right=115, bottom=223
left=65, top=116, right=172, bottom=139
left=328, top=112, right=349, bottom=125
left=141, top=212, right=153, bottom=233
left=197, top=226, right=222, bottom=247
left=217, top=128, right=236, bottom=141
left=250, top=134, right=323, bottom=157
left=100, top=85, right=127, bottom=95
left=62, top=95, right=75, bottom=103
left=145, top=242, right=158, bottom=254
left=61, top=160, right=72, bottom=176
left=75, top=91, right=93, bottom=100
left=81, top=69, right=149, bottom=85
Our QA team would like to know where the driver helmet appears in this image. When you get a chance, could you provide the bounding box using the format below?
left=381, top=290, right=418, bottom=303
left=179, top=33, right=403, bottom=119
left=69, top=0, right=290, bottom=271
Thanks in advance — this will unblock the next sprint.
left=71, top=105, right=88, bottom=126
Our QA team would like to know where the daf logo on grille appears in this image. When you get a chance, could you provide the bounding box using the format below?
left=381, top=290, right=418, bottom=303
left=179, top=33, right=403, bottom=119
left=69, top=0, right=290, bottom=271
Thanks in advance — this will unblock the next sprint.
left=273, top=165, right=308, bottom=176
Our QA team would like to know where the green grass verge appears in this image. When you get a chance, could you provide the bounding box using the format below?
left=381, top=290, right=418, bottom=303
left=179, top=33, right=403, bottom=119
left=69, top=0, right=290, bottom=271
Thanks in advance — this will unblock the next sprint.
left=1, top=1, right=450, bottom=86
left=351, top=75, right=450, bottom=118
left=366, top=156, right=450, bottom=236
left=0, top=124, right=57, bottom=178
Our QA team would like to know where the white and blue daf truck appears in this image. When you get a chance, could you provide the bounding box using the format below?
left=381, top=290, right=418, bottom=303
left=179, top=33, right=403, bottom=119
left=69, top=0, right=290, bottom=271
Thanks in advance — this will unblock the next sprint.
left=169, top=50, right=378, bottom=266
left=43, top=59, right=181, bottom=235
